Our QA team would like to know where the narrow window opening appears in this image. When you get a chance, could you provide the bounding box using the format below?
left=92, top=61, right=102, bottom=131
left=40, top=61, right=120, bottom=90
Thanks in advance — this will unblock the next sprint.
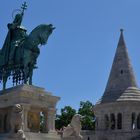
left=110, top=113, right=115, bottom=130
left=117, top=113, right=122, bottom=129
left=132, top=113, right=136, bottom=130
left=137, top=113, right=140, bottom=129
left=104, top=114, right=109, bottom=130
left=120, top=70, right=123, bottom=74
left=4, top=114, right=7, bottom=132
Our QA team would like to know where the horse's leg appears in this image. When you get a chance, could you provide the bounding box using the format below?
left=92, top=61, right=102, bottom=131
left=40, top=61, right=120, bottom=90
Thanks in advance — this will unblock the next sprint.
left=3, top=76, right=8, bottom=90
left=23, top=68, right=27, bottom=84
left=29, top=64, right=34, bottom=85
left=29, top=70, right=33, bottom=85
left=3, top=81, right=6, bottom=90
left=23, top=66, right=29, bottom=84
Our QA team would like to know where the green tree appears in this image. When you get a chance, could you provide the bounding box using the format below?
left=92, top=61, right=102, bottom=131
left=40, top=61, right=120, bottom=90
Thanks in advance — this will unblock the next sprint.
left=55, top=106, right=76, bottom=130
left=78, top=101, right=95, bottom=130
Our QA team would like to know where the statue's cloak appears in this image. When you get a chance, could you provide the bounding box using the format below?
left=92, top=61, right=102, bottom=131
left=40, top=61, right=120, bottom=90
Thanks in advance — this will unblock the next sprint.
left=1, top=31, right=11, bottom=65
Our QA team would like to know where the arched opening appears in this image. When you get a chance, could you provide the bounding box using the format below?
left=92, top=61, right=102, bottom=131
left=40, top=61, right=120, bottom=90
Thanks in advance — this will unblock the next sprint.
left=0, top=115, right=3, bottom=132
left=137, top=113, right=140, bottom=129
left=27, top=111, right=40, bottom=132
left=40, top=111, right=46, bottom=133
left=132, top=113, right=136, bottom=130
left=120, top=70, right=123, bottom=75
left=117, top=113, right=122, bottom=129
left=110, top=113, right=115, bottom=130
left=104, top=114, right=109, bottom=130
left=4, top=114, right=8, bottom=132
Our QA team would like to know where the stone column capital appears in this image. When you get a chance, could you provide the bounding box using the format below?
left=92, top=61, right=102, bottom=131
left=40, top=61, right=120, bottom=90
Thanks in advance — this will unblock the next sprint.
left=22, top=104, right=31, bottom=110
left=48, top=108, right=56, bottom=115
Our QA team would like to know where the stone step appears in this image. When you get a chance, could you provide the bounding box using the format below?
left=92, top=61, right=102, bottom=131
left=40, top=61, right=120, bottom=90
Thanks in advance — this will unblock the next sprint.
left=132, top=136, right=140, bottom=140
left=25, top=132, right=61, bottom=140
left=0, top=132, right=61, bottom=140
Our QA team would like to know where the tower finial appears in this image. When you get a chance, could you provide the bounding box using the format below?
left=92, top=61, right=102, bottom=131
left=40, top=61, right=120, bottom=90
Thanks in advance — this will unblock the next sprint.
left=120, top=28, right=124, bottom=33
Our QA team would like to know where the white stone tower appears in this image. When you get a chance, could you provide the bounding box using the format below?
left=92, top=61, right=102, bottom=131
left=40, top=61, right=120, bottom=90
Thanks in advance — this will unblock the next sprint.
left=94, top=30, right=140, bottom=140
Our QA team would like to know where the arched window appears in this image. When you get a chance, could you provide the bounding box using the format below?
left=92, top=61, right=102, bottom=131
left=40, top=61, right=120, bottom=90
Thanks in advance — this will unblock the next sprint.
left=117, top=113, right=122, bottom=129
left=120, top=70, right=123, bottom=75
left=110, top=113, right=115, bottom=130
left=0, top=114, right=3, bottom=133
left=132, top=113, right=136, bottom=130
left=104, top=114, right=109, bottom=130
left=0, top=115, right=2, bottom=127
left=95, top=117, right=98, bottom=129
left=4, top=114, right=7, bottom=132
left=137, top=113, right=140, bottom=129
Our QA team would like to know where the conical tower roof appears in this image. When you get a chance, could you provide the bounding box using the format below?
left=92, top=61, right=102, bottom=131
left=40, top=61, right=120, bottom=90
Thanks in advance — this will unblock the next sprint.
left=98, top=29, right=140, bottom=104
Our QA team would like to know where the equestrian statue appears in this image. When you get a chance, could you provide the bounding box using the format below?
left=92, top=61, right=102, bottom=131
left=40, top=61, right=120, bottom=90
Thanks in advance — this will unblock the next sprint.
left=0, top=2, right=55, bottom=89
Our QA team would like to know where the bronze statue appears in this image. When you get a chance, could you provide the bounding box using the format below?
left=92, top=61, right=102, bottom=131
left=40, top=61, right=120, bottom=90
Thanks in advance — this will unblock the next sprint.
left=0, top=2, right=55, bottom=89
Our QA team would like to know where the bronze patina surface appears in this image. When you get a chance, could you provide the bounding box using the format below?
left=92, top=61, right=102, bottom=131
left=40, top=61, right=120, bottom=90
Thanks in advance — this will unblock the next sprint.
left=0, top=2, right=55, bottom=89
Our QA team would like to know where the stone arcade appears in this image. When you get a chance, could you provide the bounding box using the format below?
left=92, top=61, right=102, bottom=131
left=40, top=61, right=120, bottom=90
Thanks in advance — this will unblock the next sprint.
left=94, top=30, right=140, bottom=140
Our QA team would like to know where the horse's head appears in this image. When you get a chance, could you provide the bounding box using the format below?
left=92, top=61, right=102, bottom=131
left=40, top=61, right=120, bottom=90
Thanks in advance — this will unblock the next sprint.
left=29, top=24, right=55, bottom=46
left=39, top=24, right=55, bottom=45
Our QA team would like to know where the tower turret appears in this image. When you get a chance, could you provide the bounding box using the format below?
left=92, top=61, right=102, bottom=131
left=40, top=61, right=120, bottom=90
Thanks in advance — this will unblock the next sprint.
left=100, top=29, right=138, bottom=103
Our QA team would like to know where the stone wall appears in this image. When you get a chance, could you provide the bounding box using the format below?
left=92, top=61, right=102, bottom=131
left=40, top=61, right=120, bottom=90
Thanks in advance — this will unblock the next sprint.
left=94, top=101, right=140, bottom=140
left=81, top=130, right=95, bottom=140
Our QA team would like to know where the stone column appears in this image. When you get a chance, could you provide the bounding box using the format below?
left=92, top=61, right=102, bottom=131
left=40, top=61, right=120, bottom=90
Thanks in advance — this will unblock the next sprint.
left=47, top=108, right=56, bottom=134
left=22, top=104, right=30, bottom=132
left=98, top=111, right=105, bottom=130
left=123, top=111, right=131, bottom=131
left=115, top=112, right=117, bottom=130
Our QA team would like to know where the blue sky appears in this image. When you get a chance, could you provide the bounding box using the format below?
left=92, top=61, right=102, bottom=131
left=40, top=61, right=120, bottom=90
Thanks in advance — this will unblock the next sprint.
left=1, top=0, right=140, bottom=112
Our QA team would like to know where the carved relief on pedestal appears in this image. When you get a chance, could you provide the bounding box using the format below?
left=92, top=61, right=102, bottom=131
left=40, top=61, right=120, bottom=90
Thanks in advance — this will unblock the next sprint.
left=27, top=111, right=40, bottom=132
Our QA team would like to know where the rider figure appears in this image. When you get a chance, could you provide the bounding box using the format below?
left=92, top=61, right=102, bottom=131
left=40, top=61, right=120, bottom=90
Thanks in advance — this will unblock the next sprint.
left=8, top=12, right=27, bottom=64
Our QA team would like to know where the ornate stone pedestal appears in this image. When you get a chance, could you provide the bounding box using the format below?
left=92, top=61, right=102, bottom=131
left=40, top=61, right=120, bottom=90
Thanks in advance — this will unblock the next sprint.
left=0, top=84, right=61, bottom=140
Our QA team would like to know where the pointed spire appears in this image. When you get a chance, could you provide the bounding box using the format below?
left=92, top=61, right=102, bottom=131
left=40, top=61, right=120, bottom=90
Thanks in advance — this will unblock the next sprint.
left=118, top=29, right=125, bottom=46
left=101, top=29, right=138, bottom=103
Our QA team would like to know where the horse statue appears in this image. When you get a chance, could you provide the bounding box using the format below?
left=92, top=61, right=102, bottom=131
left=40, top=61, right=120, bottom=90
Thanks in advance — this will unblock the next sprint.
left=0, top=24, right=55, bottom=89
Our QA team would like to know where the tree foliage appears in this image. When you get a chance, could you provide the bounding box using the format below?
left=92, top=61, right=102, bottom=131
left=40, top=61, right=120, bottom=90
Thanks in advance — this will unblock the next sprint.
left=55, top=101, right=95, bottom=130
left=78, top=101, right=95, bottom=130
left=55, top=106, right=76, bottom=130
